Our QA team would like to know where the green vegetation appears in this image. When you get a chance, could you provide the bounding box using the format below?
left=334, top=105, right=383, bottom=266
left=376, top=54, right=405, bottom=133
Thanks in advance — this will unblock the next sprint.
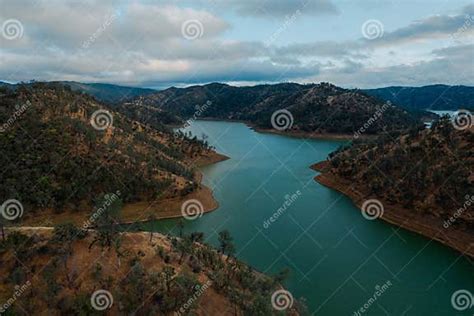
left=327, top=116, right=473, bottom=230
left=130, top=82, right=422, bottom=135
left=0, top=225, right=302, bottom=315
left=364, top=84, right=474, bottom=111
left=0, top=83, right=211, bottom=216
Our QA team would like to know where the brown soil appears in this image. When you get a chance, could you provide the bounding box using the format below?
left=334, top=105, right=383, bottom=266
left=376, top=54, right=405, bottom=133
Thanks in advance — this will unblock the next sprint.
left=311, top=162, right=474, bottom=258
left=0, top=228, right=237, bottom=315
left=19, top=152, right=229, bottom=227
left=254, top=128, right=357, bottom=140
left=190, top=151, right=230, bottom=168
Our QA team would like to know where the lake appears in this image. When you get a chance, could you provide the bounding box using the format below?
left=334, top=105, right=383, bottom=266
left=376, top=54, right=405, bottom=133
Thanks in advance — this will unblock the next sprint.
left=132, top=120, right=473, bottom=315
left=428, top=110, right=457, bottom=117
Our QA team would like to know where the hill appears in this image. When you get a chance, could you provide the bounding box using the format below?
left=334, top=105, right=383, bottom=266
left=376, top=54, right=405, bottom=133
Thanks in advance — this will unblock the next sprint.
left=0, top=83, right=225, bottom=225
left=0, top=81, right=156, bottom=104
left=131, top=82, right=422, bottom=137
left=364, top=85, right=474, bottom=111
left=313, top=117, right=474, bottom=256
left=0, top=81, right=14, bottom=88
left=1, top=81, right=183, bottom=128
left=60, top=82, right=157, bottom=104
left=0, top=226, right=301, bottom=315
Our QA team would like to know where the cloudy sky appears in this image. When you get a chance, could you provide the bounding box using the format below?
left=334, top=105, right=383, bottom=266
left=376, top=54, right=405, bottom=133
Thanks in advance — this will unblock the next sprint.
left=0, top=0, right=473, bottom=89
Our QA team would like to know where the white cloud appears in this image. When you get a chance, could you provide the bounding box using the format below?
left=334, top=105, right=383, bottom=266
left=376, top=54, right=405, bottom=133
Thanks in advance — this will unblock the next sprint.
left=210, top=0, right=339, bottom=17
left=0, top=0, right=472, bottom=88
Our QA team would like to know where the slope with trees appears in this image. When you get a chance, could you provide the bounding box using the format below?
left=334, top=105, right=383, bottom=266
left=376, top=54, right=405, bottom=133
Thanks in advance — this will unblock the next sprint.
left=364, top=85, right=474, bottom=111
left=0, top=225, right=302, bottom=315
left=313, top=117, right=474, bottom=256
left=0, top=83, right=221, bottom=224
left=130, top=82, right=423, bottom=136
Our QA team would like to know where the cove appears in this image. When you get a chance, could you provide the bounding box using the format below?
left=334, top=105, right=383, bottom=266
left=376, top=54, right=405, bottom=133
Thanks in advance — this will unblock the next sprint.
left=131, top=120, right=473, bottom=315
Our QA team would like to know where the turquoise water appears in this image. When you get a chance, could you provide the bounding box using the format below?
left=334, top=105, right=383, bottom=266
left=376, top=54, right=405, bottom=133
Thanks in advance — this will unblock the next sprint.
left=133, top=121, right=473, bottom=315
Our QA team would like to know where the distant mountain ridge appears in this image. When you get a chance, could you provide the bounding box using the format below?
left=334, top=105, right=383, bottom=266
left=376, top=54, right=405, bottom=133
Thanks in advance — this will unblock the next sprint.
left=364, top=84, right=474, bottom=111
left=130, top=82, right=422, bottom=136
left=56, top=81, right=157, bottom=103
left=3, top=80, right=472, bottom=115
left=0, top=81, right=157, bottom=104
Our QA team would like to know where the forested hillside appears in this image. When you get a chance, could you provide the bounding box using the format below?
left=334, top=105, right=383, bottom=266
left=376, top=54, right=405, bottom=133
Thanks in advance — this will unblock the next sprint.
left=314, top=116, right=474, bottom=254
left=0, top=83, right=213, bottom=215
left=364, top=85, right=474, bottom=111
left=0, top=226, right=301, bottom=315
left=131, top=82, right=422, bottom=135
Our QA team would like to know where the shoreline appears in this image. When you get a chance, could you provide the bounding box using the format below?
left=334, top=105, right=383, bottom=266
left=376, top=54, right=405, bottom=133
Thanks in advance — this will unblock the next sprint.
left=311, top=161, right=474, bottom=258
left=195, top=117, right=375, bottom=141
left=120, top=151, right=230, bottom=224
left=252, top=127, right=359, bottom=140
left=191, top=151, right=230, bottom=168
left=2, top=227, right=299, bottom=316
left=19, top=151, right=230, bottom=227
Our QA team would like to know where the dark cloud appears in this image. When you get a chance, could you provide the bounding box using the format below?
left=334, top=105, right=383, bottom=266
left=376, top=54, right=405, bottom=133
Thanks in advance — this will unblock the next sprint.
left=367, top=4, right=474, bottom=46
left=313, top=46, right=473, bottom=88
left=274, top=41, right=367, bottom=59
left=0, top=0, right=472, bottom=88
left=212, top=0, right=339, bottom=17
left=432, top=44, right=474, bottom=58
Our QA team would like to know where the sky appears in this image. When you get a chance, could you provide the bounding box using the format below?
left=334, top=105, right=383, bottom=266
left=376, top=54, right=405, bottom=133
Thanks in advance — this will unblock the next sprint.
left=0, top=0, right=473, bottom=89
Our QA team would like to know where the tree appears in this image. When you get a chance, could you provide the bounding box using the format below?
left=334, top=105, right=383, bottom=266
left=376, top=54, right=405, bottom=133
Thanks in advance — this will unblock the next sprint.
left=273, top=268, right=290, bottom=285
left=177, top=219, right=185, bottom=237
left=245, top=293, right=272, bottom=315
left=113, top=235, right=127, bottom=268
left=227, top=286, right=243, bottom=316
left=172, top=272, right=199, bottom=311
left=190, top=232, right=204, bottom=243
left=88, top=194, right=123, bottom=251
left=147, top=214, right=157, bottom=243
left=218, top=230, right=235, bottom=261
left=176, top=235, right=193, bottom=264
left=0, top=215, right=5, bottom=241
left=161, top=266, right=175, bottom=291
left=52, top=223, right=85, bottom=245
left=51, top=223, right=85, bottom=289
